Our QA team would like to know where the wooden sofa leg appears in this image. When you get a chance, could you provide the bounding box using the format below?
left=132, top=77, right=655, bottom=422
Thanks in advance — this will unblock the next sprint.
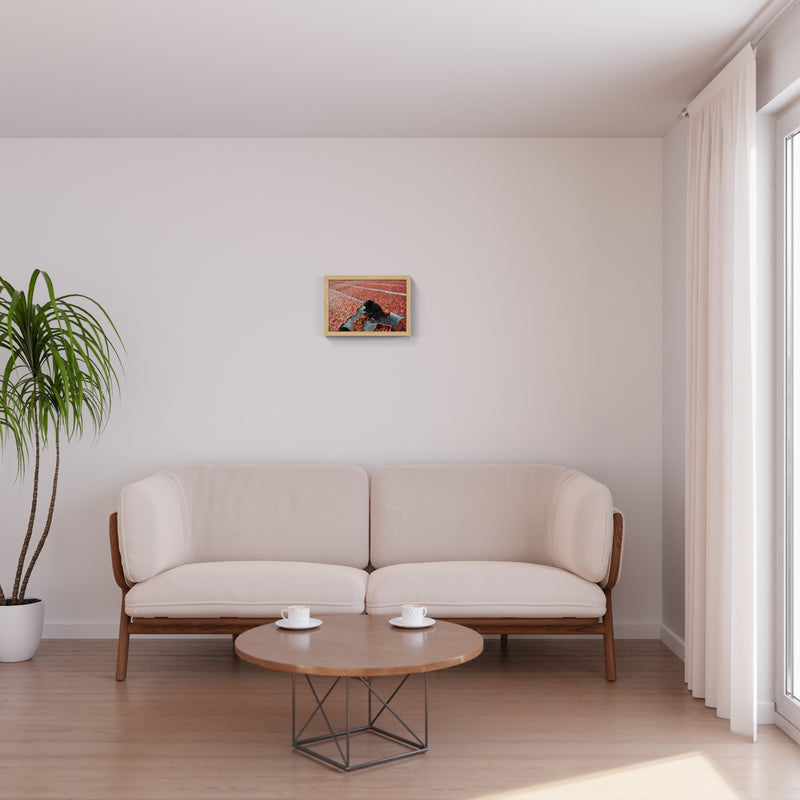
left=116, top=605, right=131, bottom=682
left=603, top=597, right=616, bottom=682
left=500, top=634, right=509, bottom=651
left=603, top=629, right=616, bottom=682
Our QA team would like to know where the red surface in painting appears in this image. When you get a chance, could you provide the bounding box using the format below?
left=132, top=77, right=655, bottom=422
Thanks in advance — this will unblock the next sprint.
left=327, top=279, right=408, bottom=332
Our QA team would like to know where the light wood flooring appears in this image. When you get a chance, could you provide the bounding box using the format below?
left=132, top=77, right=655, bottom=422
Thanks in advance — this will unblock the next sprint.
left=2, top=637, right=798, bottom=800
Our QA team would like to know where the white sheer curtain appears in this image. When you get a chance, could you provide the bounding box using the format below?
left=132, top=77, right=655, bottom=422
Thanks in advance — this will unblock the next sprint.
left=685, top=44, right=758, bottom=740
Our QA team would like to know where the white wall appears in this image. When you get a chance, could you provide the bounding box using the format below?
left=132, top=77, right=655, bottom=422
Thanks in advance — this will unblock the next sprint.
left=661, top=120, right=687, bottom=653
left=755, top=112, right=778, bottom=724
left=0, top=138, right=663, bottom=637
left=756, top=0, right=800, bottom=113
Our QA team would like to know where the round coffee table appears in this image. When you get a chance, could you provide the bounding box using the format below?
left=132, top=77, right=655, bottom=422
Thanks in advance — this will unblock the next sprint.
left=235, top=615, right=483, bottom=771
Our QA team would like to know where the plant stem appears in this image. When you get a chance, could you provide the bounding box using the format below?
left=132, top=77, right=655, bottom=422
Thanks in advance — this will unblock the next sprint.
left=12, top=396, right=40, bottom=603
left=19, top=421, right=60, bottom=602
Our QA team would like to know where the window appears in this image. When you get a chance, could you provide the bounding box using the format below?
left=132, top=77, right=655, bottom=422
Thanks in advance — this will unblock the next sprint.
left=778, top=98, right=800, bottom=742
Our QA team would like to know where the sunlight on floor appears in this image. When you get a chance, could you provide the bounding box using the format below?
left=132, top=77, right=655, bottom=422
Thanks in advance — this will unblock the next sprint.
left=474, top=753, right=738, bottom=800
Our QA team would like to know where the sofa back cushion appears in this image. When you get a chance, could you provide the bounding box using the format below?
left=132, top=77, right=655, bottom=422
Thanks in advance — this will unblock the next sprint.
left=118, top=469, right=191, bottom=584
left=118, top=465, right=369, bottom=583
left=370, top=464, right=614, bottom=583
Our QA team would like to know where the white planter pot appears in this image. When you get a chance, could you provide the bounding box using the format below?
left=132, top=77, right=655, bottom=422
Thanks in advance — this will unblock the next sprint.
left=0, top=598, right=44, bottom=662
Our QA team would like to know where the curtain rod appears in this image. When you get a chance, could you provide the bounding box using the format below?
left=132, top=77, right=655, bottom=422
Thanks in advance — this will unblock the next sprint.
left=679, top=0, right=800, bottom=119
left=752, top=0, right=800, bottom=46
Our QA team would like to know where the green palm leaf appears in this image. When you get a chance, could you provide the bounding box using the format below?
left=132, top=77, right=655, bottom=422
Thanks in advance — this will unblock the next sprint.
left=0, top=269, right=124, bottom=604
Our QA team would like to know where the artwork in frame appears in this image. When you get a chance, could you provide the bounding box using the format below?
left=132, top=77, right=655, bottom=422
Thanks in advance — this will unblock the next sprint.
left=325, top=275, right=411, bottom=336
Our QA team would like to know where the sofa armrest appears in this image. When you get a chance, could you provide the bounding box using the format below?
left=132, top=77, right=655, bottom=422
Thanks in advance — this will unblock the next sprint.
left=549, top=470, right=615, bottom=584
left=117, top=470, right=192, bottom=584
left=601, top=510, right=624, bottom=589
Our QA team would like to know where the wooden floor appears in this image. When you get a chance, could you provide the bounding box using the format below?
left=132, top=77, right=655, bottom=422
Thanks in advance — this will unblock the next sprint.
left=2, top=637, right=799, bottom=800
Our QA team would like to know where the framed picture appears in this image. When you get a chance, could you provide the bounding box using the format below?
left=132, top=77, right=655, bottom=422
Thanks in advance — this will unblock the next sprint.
left=324, top=275, right=411, bottom=336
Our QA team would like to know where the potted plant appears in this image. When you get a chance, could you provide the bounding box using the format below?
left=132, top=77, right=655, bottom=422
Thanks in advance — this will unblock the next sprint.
left=0, top=269, right=123, bottom=661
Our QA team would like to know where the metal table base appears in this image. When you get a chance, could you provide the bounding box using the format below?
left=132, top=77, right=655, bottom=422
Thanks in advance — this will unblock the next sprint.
left=291, top=672, right=429, bottom=772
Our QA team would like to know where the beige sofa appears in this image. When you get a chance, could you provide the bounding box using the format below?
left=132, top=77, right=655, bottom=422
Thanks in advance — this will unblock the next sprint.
left=367, top=465, right=623, bottom=680
left=109, top=465, right=369, bottom=679
left=109, top=464, right=623, bottom=681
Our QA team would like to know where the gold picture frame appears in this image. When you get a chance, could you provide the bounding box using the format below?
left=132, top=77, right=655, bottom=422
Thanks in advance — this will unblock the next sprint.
left=324, top=275, right=411, bottom=337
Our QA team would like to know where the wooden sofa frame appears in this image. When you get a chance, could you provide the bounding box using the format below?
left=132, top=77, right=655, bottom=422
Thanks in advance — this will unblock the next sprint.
left=109, top=510, right=623, bottom=682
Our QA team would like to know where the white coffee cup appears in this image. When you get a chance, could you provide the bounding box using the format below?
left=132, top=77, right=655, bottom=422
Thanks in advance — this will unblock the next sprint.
left=401, top=604, right=428, bottom=625
left=281, top=605, right=310, bottom=627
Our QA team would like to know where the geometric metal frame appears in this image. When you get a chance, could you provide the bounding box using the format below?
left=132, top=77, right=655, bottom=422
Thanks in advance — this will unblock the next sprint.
left=291, top=672, right=429, bottom=771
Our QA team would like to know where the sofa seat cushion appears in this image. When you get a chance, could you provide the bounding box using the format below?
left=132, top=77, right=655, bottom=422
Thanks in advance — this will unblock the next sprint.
left=125, top=561, right=368, bottom=618
left=366, top=561, right=606, bottom=618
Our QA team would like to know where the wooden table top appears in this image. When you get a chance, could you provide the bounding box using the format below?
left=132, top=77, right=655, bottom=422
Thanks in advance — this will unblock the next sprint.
left=234, top=615, right=484, bottom=677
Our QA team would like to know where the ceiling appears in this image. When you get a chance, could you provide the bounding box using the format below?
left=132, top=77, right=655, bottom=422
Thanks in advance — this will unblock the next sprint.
left=0, top=0, right=779, bottom=138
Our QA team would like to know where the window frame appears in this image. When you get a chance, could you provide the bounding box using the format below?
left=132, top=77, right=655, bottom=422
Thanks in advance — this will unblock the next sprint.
left=776, top=98, right=800, bottom=743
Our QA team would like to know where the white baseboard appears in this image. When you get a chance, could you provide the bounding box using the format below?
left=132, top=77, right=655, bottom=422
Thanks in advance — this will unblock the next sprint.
left=44, top=622, right=118, bottom=638
left=659, top=624, right=686, bottom=661
left=43, top=620, right=663, bottom=639
left=616, top=622, right=662, bottom=638
left=43, top=622, right=226, bottom=639
left=654, top=627, right=776, bottom=726
left=776, top=711, right=800, bottom=743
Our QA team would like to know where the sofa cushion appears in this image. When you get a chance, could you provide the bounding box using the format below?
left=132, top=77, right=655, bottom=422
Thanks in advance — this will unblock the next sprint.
left=366, top=561, right=606, bottom=618
left=118, top=465, right=370, bottom=583
left=117, top=469, right=191, bottom=585
left=124, top=561, right=368, bottom=618
left=370, top=464, right=613, bottom=583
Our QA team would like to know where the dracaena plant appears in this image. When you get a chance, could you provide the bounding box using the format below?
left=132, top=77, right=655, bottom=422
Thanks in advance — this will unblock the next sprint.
left=0, top=269, right=123, bottom=605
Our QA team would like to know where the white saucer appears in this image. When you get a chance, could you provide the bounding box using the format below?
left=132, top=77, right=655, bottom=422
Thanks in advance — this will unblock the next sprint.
left=389, top=617, right=436, bottom=629
left=275, top=618, right=323, bottom=630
